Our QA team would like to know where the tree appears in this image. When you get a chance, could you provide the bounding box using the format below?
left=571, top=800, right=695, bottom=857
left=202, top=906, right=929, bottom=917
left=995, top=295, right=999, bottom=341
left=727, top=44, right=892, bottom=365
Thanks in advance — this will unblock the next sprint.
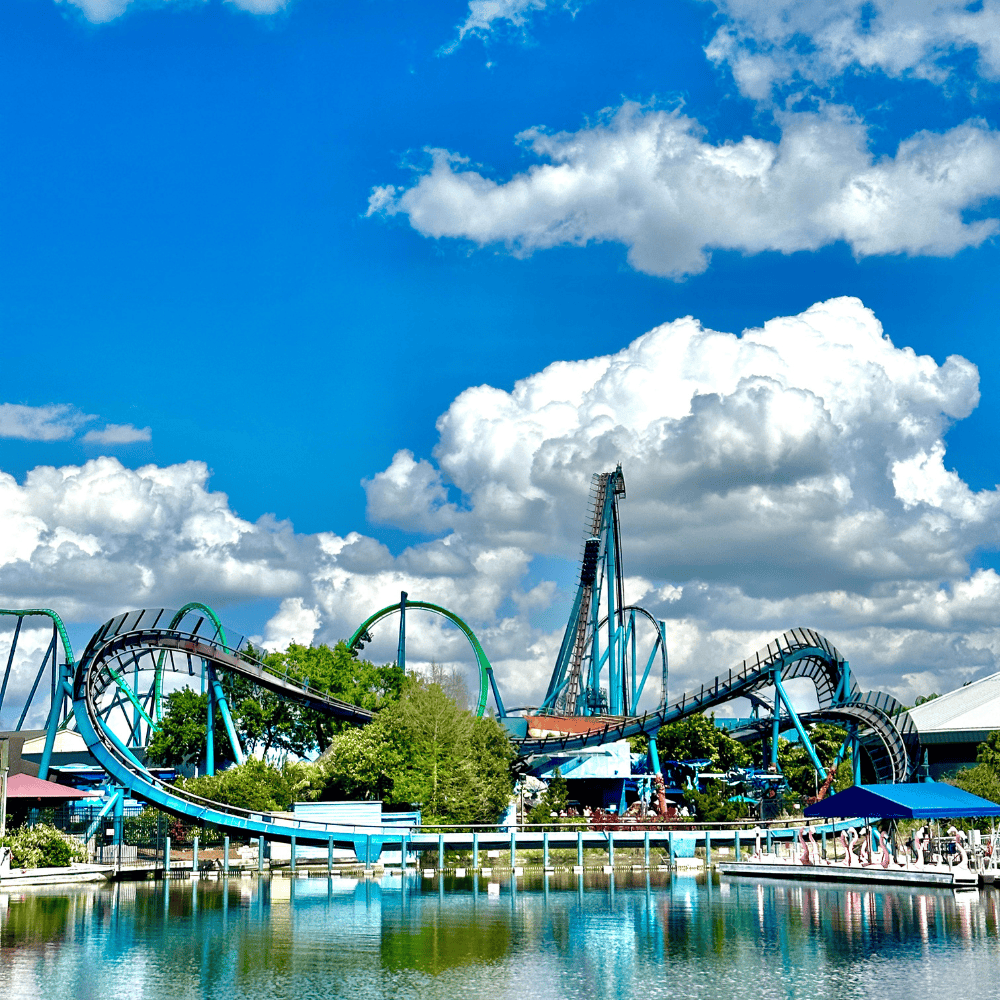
left=219, top=640, right=404, bottom=759
left=655, top=714, right=749, bottom=771
left=953, top=763, right=1000, bottom=805
left=683, top=781, right=750, bottom=823
left=175, top=758, right=295, bottom=812
left=977, top=730, right=1000, bottom=774
left=529, top=767, right=569, bottom=823
left=146, top=687, right=239, bottom=769
left=296, top=676, right=516, bottom=825
left=775, top=723, right=852, bottom=798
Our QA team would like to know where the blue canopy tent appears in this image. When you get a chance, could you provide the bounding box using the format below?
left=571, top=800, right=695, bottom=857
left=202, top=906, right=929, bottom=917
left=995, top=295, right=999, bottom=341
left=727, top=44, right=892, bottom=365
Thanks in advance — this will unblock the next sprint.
left=804, top=783, right=1000, bottom=819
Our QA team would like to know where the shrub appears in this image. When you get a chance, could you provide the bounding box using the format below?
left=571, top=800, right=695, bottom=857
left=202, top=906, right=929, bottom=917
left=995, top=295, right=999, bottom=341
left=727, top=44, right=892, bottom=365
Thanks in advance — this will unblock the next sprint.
left=0, top=823, right=87, bottom=868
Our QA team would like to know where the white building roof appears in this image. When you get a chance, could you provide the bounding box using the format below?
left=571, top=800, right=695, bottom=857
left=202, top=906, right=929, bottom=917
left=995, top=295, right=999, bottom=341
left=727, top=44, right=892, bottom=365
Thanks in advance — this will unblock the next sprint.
left=908, top=672, right=1000, bottom=736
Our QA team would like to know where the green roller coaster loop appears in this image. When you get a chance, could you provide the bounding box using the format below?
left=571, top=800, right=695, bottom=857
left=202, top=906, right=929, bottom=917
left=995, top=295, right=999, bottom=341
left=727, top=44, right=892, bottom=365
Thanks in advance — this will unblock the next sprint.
left=348, top=601, right=495, bottom=718
left=0, top=608, right=155, bottom=732
left=152, top=602, right=228, bottom=723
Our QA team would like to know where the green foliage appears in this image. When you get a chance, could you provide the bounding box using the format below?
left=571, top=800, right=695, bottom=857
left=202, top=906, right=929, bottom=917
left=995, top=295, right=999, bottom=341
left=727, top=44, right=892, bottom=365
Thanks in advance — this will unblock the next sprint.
left=149, top=641, right=403, bottom=767
left=175, top=758, right=295, bottom=812
left=529, top=767, right=569, bottom=823
left=776, top=723, right=853, bottom=798
left=953, top=763, right=1000, bottom=805
left=655, top=714, right=750, bottom=771
left=226, top=641, right=404, bottom=758
left=291, top=724, right=403, bottom=803
left=683, top=782, right=750, bottom=823
left=146, top=687, right=238, bottom=769
left=296, top=676, right=516, bottom=825
left=0, top=823, right=87, bottom=868
left=976, top=730, right=1000, bottom=774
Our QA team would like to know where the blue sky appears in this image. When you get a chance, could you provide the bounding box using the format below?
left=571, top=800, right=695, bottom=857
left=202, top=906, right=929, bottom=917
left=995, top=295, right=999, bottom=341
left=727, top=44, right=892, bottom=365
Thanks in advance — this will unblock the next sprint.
left=3, top=0, right=1000, bottom=721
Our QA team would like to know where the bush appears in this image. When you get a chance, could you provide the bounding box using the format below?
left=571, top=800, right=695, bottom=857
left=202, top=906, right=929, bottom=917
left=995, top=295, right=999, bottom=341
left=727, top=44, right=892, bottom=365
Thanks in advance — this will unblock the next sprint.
left=174, top=758, right=295, bottom=812
left=0, top=823, right=87, bottom=868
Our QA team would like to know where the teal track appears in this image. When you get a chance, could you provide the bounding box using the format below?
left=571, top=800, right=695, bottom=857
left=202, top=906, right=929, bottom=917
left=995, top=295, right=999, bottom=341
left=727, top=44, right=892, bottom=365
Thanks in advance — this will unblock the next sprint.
left=71, top=613, right=919, bottom=850
left=72, top=610, right=392, bottom=859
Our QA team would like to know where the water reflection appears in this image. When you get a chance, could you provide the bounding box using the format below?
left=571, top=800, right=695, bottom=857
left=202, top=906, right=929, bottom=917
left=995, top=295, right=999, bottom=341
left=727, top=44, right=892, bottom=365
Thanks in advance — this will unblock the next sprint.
left=2, top=873, right=1000, bottom=999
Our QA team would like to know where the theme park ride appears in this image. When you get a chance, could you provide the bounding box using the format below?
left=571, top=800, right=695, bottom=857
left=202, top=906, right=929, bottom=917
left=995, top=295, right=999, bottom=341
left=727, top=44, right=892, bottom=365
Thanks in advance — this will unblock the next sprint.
left=0, top=466, right=921, bottom=853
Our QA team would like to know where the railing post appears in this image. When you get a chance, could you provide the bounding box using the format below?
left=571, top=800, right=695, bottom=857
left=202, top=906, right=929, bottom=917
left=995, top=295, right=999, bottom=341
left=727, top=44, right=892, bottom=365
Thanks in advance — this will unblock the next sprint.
left=766, top=828, right=772, bottom=854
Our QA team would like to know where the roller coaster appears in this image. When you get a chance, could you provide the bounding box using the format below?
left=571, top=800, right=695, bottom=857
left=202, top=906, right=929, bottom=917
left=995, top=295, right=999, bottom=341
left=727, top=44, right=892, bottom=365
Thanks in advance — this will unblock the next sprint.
left=0, top=466, right=922, bottom=859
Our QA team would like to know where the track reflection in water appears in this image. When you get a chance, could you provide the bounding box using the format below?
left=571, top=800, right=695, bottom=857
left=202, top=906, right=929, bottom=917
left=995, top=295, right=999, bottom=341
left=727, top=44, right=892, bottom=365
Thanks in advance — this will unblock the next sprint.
left=2, top=872, right=1000, bottom=999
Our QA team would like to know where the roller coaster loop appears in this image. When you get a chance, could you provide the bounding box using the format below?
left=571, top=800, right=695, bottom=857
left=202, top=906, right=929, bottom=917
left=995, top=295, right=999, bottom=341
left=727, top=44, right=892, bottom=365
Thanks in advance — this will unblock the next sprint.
left=347, top=593, right=502, bottom=719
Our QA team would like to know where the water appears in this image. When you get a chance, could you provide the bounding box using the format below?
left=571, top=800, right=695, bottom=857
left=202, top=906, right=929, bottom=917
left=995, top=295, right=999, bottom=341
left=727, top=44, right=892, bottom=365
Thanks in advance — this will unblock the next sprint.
left=3, top=871, right=1000, bottom=999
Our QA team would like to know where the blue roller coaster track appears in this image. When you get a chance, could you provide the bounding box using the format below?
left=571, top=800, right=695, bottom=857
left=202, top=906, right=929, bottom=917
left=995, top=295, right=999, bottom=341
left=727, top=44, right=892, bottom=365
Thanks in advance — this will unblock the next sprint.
left=0, top=466, right=923, bottom=854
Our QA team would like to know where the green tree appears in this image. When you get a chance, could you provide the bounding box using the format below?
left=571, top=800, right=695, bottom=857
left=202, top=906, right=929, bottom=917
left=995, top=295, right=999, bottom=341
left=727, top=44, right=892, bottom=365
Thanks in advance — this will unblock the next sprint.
left=225, top=641, right=404, bottom=758
left=977, top=730, right=1000, bottom=774
left=175, top=758, right=295, bottom=812
left=655, top=714, right=750, bottom=771
left=296, top=676, right=515, bottom=825
left=953, top=763, right=1000, bottom=805
left=529, top=767, right=569, bottom=823
left=146, top=687, right=239, bottom=769
left=775, top=723, right=852, bottom=798
left=683, top=781, right=749, bottom=823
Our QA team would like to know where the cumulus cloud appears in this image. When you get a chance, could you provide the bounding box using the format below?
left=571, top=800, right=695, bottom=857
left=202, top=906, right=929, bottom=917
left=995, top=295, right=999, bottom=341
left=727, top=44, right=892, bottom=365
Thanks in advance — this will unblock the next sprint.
left=362, top=296, right=1000, bottom=703
left=703, top=0, right=1000, bottom=102
left=82, top=423, right=152, bottom=446
left=0, top=403, right=95, bottom=442
left=57, top=0, right=289, bottom=24
left=4, top=298, right=1000, bottom=709
left=369, top=104, right=1000, bottom=278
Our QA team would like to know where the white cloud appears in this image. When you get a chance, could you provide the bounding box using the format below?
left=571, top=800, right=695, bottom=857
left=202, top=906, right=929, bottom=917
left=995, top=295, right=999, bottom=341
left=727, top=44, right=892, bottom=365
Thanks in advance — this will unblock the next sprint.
left=0, top=403, right=94, bottom=442
left=362, top=296, right=1000, bottom=700
left=82, top=423, right=152, bottom=446
left=703, top=0, right=1000, bottom=102
left=262, top=596, right=320, bottom=650
left=443, top=0, right=581, bottom=51
left=57, top=0, right=288, bottom=24
left=370, top=104, right=1000, bottom=278
left=4, top=298, right=1000, bottom=709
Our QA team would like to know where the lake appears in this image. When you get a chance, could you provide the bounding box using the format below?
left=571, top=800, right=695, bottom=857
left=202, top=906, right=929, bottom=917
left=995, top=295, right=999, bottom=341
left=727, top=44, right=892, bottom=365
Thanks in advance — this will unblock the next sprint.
left=3, top=870, right=1000, bottom=999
